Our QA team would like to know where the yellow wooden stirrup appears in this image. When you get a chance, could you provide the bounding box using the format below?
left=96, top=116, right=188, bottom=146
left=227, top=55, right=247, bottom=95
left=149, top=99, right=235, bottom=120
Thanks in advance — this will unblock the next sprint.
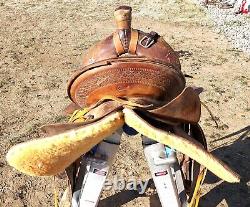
left=53, top=176, right=59, bottom=207
left=68, top=108, right=90, bottom=123
left=188, top=168, right=207, bottom=207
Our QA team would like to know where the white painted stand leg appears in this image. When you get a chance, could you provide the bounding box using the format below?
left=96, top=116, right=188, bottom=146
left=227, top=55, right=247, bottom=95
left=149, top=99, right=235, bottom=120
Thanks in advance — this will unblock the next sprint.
left=72, top=131, right=122, bottom=207
left=72, top=131, right=188, bottom=207
left=144, top=142, right=188, bottom=207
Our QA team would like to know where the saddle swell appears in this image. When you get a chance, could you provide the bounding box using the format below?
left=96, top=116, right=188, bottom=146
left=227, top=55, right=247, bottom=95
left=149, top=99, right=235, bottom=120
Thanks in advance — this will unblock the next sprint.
left=82, top=30, right=181, bottom=71
left=67, top=6, right=201, bottom=124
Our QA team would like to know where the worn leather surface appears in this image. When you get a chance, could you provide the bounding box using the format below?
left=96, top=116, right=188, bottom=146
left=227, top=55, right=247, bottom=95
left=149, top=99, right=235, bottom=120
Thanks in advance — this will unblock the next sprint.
left=43, top=101, right=123, bottom=136
left=149, top=87, right=201, bottom=123
left=68, top=57, right=185, bottom=108
left=67, top=7, right=201, bottom=124
left=82, top=30, right=181, bottom=71
left=62, top=7, right=238, bottom=200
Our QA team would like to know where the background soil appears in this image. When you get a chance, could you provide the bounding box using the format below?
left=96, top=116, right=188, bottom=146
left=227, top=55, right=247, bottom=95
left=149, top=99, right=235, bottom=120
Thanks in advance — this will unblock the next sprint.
left=0, top=0, right=249, bottom=206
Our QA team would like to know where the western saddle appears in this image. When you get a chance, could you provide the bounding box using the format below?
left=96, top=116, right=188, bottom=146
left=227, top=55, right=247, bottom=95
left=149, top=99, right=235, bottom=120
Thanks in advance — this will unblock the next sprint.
left=67, top=6, right=201, bottom=125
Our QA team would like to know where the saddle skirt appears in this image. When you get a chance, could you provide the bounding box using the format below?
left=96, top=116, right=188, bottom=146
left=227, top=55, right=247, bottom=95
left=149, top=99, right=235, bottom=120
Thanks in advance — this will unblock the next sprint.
left=67, top=6, right=201, bottom=124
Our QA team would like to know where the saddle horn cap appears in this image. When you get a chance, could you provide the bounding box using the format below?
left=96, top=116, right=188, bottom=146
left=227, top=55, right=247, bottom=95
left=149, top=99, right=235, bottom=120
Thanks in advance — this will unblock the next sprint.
left=114, top=6, right=132, bottom=29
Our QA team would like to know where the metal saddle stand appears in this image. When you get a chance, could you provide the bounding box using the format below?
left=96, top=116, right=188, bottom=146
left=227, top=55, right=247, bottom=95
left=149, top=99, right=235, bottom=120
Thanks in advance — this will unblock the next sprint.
left=71, top=128, right=188, bottom=207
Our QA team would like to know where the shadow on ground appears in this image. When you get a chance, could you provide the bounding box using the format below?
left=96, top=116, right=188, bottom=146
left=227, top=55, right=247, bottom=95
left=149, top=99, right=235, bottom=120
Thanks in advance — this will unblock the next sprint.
left=201, top=126, right=250, bottom=207
left=99, top=126, right=250, bottom=207
left=98, top=179, right=161, bottom=207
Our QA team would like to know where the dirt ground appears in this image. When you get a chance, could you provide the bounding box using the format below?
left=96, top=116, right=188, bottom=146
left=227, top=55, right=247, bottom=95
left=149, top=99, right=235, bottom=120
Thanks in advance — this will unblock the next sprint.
left=0, top=0, right=249, bottom=206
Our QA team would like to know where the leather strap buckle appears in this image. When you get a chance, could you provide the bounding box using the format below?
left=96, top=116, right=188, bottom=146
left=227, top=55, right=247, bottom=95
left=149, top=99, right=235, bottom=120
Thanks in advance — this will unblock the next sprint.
left=139, top=31, right=158, bottom=48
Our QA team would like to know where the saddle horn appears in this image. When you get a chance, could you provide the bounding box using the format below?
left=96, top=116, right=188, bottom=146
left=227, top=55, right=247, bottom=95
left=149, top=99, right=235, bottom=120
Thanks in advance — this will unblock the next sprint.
left=114, top=6, right=132, bottom=30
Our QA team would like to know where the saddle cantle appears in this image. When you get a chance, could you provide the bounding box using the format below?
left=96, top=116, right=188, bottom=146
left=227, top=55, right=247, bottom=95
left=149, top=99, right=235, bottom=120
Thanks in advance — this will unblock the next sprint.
left=67, top=6, right=200, bottom=124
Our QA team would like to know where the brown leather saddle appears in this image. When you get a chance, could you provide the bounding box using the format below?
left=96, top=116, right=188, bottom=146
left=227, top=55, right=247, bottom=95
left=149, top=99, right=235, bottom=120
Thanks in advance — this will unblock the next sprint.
left=67, top=5, right=201, bottom=125
left=5, top=7, right=240, bottom=207
left=55, top=7, right=241, bottom=204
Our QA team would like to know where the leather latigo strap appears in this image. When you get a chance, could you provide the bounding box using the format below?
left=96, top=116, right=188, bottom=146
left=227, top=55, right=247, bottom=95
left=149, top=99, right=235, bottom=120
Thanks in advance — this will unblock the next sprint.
left=128, top=29, right=139, bottom=54
left=113, top=29, right=139, bottom=55
left=113, top=31, right=125, bottom=55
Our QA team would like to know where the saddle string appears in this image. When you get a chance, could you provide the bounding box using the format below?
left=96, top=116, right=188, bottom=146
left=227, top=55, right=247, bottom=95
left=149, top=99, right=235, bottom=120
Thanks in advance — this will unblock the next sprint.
left=200, top=101, right=219, bottom=128
left=53, top=176, right=59, bottom=207
left=70, top=97, right=215, bottom=127
left=89, top=95, right=154, bottom=110
left=68, top=108, right=90, bottom=123
left=68, top=96, right=153, bottom=123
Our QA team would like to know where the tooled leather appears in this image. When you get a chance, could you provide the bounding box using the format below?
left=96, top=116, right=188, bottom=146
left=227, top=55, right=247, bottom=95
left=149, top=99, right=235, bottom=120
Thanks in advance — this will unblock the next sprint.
left=70, top=24, right=201, bottom=123
left=70, top=62, right=185, bottom=107
left=85, top=84, right=164, bottom=107
left=68, top=56, right=185, bottom=96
